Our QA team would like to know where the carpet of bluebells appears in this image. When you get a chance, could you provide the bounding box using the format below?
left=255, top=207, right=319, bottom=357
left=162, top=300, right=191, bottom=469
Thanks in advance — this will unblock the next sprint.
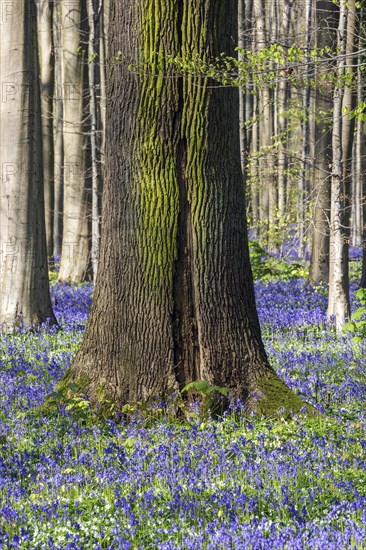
left=0, top=274, right=366, bottom=549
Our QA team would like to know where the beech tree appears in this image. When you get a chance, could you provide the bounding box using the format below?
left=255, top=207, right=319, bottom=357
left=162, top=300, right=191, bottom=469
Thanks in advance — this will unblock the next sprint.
left=327, top=0, right=358, bottom=328
left=52, top=0, right=64, bottom=260
left=37, top=0, right=54, bottom=258
left=58, top=0, right=90, bottom=282
left=58, top=0, right=305, bottom=416
left=309, top=0, right=337, bottom=284
left=0, top=0, right=56, bottom=329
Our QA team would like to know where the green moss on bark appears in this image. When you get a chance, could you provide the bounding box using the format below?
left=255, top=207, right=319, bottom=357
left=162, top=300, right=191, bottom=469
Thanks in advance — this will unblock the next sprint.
left=255, top=369, right=314, bottom=419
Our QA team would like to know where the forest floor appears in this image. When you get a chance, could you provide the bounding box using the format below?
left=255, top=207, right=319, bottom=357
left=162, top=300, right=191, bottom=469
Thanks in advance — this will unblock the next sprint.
left=0, top=270, right=365, bottom=549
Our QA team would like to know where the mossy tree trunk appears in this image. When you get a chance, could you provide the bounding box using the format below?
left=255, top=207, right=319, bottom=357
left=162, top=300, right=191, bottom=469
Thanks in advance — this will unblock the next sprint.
left=61, top=0, right=305, bottom=417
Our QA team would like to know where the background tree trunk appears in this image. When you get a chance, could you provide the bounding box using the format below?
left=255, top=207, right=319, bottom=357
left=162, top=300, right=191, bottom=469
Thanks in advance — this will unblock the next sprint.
left=299, top=0, right=314, bottom=258
left=37, top=0, right=55, bottom=259
left=87, top=0, right=102, bottom=282
left=276, top=0, right=291, bottom=226
left=60, top=0, right=305, bottom=417
left=360, top=122, right=366, bottom=288
left=309, top=0, right=338, bottom=284
left=0, top=0, right=56, bottom=330
left=253, top=0, right=276, bottom=250
left=53, top=0, right=64, bottom=260
left=58, top=0, right=91, bottom=282
left=327, top=0, right=354, bottom=328
left=353, top=71, right=364, bottom=248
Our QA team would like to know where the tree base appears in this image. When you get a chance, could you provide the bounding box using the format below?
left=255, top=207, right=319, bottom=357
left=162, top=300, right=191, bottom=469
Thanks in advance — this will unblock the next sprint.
left=42, top=366, right=314, bottom=422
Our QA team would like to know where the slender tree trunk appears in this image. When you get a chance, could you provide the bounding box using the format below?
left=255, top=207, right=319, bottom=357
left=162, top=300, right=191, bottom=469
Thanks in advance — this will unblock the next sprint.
left=99, top=0, right=109, bottom=166
left=53, top=0, right=64, bottom=260
left=287, top=0, right=303, bottom=217
left=353, top=11, right=364, bottom=247
left=327, top=0, right=351, bottom=328
left=250, top=92, right=260, bottom=235
left=0, top=0, right=56, bottom=330
left=99, top=0, right=108, bottom=172
left=58, top=0, right=91, bottom=282
left=59, top=0, right=305, bottom=417
left=247, top=2, right=259, bottom=236
left=361, top=181, right=366, bottom=287
left=307, top=80, right=317, bottom=259
left=309, top=0, right=337, bottom=284
left=353, top=93, right=363, bottom=247
left=299, top=0, right=314, bottom=259
left=98, top=0, right=109, bottom=233
left=244, top=0, right=253, bottom=155
left=341, top=0, right=357, bottom=257
left=37, top=0, right=55, bottom=259
left=238, top=0, right=246, bottom=181
left=254, top=0, right=275, bottom=246
left=87, top=0, right=102, bottom=282
left=360, top=127, right=366, bottom=288
left=277, top=80, right=287, bottom=223
left=361, top=245, right=366, bottom=288
left=276, top=0, right=289, bottom=222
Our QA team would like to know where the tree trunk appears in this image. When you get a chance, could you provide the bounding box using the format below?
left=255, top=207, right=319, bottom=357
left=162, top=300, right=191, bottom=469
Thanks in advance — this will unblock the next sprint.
left=53, top=0, right=64, bottom=260
left=250, top=91, right=260, bottom=235
left=253, top=0, right=275, bottom=247
left=361, top=249, right=366, bottom=289
left=238, top=0, right=246, bottom=181
left=360, top=126, right=366, bottom=288
left=309, top=0, right=337, bottom=284
left=0, top=0, right=56, bottom=330
left=327, top=0, right=351, bottom=328
left=276, top=0, right=290, bottom=223
left=87, top=0, right=102, bottom=282
left=58, top=0, right=91, bottom=282
left=353, top=80, right=363, bottom=247
left=58, top=0, right=305, bottom=417
left=37, top=0, right=55, bottom=259
left=299, top=0, right=314, bottom=259
left=352, top=7, right=364, bottom=248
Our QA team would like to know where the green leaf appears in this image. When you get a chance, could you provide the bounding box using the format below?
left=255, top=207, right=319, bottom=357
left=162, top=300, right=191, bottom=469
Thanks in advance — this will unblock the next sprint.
left=123, top=437, right=135, bottom=453
left=182, top=380, right=211, bottom=394
left=182, top=380, right=230, bottom=397
left=343, top=322, right=355, bottom=334
left=351, top=307, right=365, bottom=321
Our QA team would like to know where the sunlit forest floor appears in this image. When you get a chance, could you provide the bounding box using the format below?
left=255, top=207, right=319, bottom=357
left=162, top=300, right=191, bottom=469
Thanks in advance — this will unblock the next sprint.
left=0, top=265, right=366, bottom=549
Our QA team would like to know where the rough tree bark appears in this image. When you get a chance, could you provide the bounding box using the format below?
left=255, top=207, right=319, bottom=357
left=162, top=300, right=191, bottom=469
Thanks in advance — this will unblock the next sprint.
left=57, top=0, right=305, bottom=417
left=0, top=0, right=56, bottom=330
